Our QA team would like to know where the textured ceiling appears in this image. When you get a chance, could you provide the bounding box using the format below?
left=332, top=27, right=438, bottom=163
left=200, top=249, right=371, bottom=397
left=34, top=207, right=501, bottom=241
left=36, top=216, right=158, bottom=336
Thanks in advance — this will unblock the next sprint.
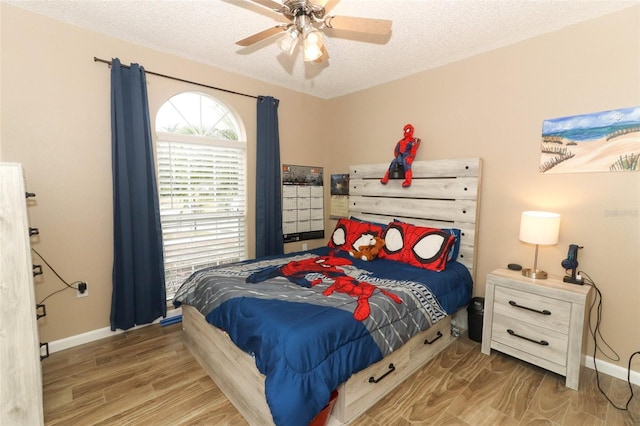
left=7, top=0, right=639, bottom=99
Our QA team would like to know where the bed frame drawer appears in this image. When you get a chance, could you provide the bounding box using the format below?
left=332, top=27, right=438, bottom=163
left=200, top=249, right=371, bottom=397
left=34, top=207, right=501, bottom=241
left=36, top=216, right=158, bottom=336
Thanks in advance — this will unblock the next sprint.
left=333, top=317, right=451, bottom=423
left=340, top=339, right=410, bottom=419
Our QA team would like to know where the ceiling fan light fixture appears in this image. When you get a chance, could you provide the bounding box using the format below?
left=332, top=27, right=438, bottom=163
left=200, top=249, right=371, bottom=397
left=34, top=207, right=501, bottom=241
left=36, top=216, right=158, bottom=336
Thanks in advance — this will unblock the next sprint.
left=236, top=0, right=393, bottom=63
left=302, top=26, right=323, bottom=62
left=277, top=27, right=299, bottom=55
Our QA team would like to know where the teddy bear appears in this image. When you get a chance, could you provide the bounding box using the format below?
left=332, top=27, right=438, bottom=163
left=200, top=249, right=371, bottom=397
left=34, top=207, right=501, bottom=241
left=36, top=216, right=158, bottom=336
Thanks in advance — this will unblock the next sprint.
left=349, top=236, right=385, bottom=261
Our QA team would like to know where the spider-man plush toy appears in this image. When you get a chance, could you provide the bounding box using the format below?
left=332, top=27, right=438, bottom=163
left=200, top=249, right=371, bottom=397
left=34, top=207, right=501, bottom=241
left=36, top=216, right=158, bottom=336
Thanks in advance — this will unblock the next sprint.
left=380, top=124, right=421, bottom=187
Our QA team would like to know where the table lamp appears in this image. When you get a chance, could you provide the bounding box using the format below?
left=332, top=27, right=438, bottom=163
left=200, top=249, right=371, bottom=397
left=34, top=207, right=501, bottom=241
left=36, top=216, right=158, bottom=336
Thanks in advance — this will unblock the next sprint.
left=519, top=211, right=560, bottom=279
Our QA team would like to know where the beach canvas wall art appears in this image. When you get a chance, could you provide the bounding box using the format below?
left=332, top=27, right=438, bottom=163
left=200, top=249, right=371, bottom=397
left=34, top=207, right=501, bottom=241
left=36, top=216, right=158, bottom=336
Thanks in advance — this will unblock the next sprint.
left=540, top=106, right=640, bottom=173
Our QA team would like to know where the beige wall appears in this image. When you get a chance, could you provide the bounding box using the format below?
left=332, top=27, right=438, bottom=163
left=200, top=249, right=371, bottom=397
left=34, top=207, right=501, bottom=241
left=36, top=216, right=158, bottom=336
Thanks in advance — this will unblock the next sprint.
left=325, top=6, right=639, bottom=373
left=0, top=4, right=328, bottom=342
left=1, top=4, right=638, bottom=376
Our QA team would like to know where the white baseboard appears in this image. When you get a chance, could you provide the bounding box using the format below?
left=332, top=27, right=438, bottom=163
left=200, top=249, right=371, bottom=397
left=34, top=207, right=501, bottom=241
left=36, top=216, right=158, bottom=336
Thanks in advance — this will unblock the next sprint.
left=585, top=355, right=640, bottom=386
left=45, top=308, right=182, bottom=354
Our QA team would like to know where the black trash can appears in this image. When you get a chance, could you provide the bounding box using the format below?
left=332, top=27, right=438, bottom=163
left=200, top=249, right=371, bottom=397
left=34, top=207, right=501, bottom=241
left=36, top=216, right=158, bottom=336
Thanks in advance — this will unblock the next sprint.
left=467, top=297, right=484, bottom=343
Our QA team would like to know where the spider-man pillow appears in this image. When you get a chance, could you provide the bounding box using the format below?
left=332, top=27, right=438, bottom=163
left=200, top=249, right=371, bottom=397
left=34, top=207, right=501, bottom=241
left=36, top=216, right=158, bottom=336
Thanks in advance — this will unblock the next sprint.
left=442, top=228, right=462, bottom=263
left=379, top=221, right=455, bottom=271
left=388, top=220, right=462, bottom=264
left=328, top=218, right=385, bottom=253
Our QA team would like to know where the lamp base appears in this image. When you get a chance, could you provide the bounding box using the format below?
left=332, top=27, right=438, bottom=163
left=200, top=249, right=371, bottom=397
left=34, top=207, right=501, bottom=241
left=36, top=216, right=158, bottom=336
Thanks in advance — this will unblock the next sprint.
left=522, top=268, right=548, bottom=279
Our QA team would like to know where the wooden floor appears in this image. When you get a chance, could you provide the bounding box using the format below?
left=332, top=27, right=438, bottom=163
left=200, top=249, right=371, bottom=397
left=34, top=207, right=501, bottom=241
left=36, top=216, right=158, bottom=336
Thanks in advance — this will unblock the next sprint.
left=42, top=322, right=639, bottom=425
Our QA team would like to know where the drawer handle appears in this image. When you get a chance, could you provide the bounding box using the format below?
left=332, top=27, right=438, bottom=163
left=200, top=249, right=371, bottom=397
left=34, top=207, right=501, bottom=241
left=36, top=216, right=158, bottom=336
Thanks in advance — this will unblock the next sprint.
left=424, top=331, right=443, bottom=345
left=507, top=329, right=549, bottom=346
left=40, top=342, right=50, bottom=361
left=33, top=264, right=43, bottom=277
left=36, top=303, right=47, bottom=319
left=369, top=363, right=395, bottom=384
left=509, top=300, right=551, bottom=316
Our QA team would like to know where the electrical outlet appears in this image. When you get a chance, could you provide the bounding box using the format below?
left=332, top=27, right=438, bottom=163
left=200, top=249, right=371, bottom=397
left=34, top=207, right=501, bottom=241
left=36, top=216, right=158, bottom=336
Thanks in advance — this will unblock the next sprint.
left=77, top=282, right=88, bottom=298
left=302, top=243, right=308, bottom=250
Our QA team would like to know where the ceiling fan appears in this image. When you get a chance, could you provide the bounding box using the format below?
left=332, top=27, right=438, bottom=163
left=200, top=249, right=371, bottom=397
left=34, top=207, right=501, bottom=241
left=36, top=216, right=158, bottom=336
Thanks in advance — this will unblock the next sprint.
left=235, top=0, right=392, bottom=62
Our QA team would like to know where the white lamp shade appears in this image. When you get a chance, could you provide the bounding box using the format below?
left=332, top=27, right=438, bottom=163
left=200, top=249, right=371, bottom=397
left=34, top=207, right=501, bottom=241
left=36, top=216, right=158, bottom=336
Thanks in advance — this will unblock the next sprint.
left=519, top=211, right=560, bottom=245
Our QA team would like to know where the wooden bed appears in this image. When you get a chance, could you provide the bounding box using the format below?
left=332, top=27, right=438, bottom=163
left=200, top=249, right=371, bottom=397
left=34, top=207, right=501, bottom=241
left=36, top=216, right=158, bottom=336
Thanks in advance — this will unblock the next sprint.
left=181, top=158, right=482, bottom=425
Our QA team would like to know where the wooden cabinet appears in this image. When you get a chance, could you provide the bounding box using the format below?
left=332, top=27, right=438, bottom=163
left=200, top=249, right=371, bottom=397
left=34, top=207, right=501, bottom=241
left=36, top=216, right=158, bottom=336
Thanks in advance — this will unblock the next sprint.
left=0, top=163, right=44, bottom=425
left=481, top=268, right=592, bottom=390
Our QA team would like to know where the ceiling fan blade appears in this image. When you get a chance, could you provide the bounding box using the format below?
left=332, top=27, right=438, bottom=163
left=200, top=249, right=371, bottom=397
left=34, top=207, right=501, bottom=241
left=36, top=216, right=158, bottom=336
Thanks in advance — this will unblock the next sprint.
left=324, top=15, right=392, bottom=35
left=236, top=26, right=287, bottom=47
left=249, top=0, right=285, bottom=12
left=321, top=0, right=340, bottom=12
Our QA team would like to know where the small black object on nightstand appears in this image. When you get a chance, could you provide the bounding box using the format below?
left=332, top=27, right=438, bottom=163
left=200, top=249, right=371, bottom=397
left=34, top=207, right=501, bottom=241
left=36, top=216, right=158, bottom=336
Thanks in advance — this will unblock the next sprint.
left=507, top=263, right=522, bottom=271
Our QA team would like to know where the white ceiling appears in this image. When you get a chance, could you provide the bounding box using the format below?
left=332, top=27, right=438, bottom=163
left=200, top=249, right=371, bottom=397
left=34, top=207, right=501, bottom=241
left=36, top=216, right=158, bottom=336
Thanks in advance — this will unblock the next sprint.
left=7, top=0, right=639, bottom=99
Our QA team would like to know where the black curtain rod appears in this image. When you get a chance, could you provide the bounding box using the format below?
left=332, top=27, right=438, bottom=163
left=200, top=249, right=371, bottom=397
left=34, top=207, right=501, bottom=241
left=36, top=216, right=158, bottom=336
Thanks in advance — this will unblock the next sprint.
left=94, top=56, right=258, bottom=100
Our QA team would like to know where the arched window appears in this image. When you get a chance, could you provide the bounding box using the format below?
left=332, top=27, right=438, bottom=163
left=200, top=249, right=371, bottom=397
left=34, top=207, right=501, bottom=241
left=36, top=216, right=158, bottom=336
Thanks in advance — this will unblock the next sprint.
left=155, top=92, right=246, bottom=299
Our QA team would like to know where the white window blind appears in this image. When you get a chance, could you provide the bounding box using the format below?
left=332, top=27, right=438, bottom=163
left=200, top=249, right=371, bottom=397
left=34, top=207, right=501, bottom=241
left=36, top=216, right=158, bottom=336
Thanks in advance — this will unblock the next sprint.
left=156, top=136, right=246, bottom=299
left=155, top=92, right=246, bottom=300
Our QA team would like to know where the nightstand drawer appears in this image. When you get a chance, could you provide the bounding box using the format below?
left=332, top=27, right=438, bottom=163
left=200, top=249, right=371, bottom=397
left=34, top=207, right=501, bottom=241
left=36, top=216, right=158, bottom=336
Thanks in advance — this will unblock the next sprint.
left=494, top=286, right=571, bottom=332
left=492, top=313, right=568, bottom=366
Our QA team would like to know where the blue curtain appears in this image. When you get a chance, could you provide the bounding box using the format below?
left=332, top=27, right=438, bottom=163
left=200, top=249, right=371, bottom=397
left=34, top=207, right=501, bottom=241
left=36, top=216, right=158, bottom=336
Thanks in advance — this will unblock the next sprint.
left=110, top=58, right=166, bottom=331
left=256, top=96, right=284, bottom=257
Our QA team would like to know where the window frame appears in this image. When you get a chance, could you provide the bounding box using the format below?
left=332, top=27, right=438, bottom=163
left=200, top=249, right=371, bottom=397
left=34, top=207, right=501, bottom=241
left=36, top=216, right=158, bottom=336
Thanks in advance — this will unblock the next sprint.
left=154, top=92, right=247, bottom=300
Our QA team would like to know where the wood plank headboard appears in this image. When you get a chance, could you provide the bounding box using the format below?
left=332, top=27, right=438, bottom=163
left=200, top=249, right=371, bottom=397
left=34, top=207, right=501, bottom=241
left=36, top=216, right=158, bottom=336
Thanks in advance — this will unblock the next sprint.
left=348, top=158, right=482, bottom=282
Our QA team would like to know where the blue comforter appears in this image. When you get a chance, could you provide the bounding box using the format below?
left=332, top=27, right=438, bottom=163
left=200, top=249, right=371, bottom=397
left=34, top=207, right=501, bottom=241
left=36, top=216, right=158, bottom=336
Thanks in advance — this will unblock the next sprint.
left=173, top=247, right=472, bottom=426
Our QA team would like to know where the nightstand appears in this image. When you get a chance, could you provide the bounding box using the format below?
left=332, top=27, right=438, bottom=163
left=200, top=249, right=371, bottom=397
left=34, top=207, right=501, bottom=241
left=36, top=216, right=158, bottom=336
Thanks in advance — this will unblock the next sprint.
left=481, top=268, right=592, bottom=390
